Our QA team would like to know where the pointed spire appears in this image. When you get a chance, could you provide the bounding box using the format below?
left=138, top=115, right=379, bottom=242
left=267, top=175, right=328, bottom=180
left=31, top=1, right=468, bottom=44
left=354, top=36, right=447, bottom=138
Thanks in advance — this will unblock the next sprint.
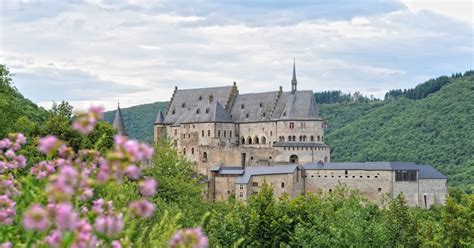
left=154, top=110, right=165, bottom=124
left=291, top=58, right=297, bottom=94
left=113, top=103, right=127, bottom=136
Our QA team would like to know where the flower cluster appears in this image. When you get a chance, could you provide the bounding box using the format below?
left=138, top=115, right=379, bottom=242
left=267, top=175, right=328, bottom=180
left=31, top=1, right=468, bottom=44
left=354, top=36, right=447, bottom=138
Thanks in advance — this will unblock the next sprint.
left=0, top=133, right=26, bottom=225
left=72, top=106, right=104, bottom=134
left=169, top=228, right=209, bottom=248
left=0, top=106, right=208, bottom=247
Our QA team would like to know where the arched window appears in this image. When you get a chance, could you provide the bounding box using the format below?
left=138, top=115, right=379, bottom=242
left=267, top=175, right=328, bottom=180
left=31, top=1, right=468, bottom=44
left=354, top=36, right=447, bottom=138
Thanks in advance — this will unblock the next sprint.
left=288, top=135, right=291, bottom=141
left=203, top=152, right=208, bottom=162
left=292, top=135, right=296, bottom=141
left=254, top=136, right=259, bottom=144
left=183, top=148, right=186, bottom=155
left=247, top=137, right=252, bottom=144
left=317, top=136, right=320, bottom=142
left=310, top=136, right=314, bottom=141
left=299, top=136, right=303, bottom=141
left=303, top=135, right=306, bottom=141
left=241, top=137, right=245, bottom=144
left=261, top=136, right=266, bottom=144
left=191, top=148, right=194, bottom=155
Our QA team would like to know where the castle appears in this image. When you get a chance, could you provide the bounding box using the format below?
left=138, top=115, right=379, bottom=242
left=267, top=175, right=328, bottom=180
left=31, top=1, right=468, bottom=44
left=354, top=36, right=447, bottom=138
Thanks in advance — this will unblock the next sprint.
left=112, top=62, right=447, bottom=208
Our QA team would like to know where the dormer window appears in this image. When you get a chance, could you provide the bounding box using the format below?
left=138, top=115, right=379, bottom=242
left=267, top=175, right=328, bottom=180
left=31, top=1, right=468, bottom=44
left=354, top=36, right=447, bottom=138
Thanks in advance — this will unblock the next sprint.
left=259, top=103, right=263, bottom=108
left=262, top=112, right=266, bottom=117
left=205, top=108, right=210, bottom=114
left=196, top=109, right=200, bottom=114
left=246, top=113, right=249, bottom=118
left=172, top=109, right=176, bottom=115
left=283, top=112, right=286, bottom=117
left=199, top=96, right=202, bottom=101
left=181, top=102, right=186, bottom=108
left=241, top=104, right=244, bottom=109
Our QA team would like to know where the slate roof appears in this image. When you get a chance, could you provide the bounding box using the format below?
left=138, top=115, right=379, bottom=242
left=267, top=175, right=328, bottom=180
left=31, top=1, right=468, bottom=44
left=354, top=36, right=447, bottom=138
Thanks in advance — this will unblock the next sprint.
left=229, top=91, right=280, bottom=122
left=113, top=105, right=127, bottom=136
left=210, top=166, right=245, bottom=175
left=163, top=86, right=234, bottom=125
left=180, top=100, right=232, bottom=123
left=273, top=142, right=330, bottom=148
left=236, top=165, right=298, bottom=184
left=154, top=110, right=165, bottom=124
left=303, top=162, right=447, bottom=179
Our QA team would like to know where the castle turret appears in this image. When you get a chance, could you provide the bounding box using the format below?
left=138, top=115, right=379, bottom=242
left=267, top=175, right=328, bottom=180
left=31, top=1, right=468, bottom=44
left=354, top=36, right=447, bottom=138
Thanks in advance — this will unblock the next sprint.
left=291, top=59, right=297, bottom=94
left=153, top=110, right=166, bottom=143
left=113, top=103, right=127, bottom=136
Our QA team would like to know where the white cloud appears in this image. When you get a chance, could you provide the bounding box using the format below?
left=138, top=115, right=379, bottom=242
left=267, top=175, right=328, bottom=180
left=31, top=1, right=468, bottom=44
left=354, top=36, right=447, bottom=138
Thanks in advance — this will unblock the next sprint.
left=401, top=0, right=473, bottom=24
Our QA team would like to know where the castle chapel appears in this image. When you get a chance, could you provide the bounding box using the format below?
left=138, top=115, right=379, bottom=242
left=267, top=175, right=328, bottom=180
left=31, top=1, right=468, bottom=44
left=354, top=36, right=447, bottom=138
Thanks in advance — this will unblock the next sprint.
left=154, top=62, right=330, bottom=175
left=149, top=62, right=447, bottom=208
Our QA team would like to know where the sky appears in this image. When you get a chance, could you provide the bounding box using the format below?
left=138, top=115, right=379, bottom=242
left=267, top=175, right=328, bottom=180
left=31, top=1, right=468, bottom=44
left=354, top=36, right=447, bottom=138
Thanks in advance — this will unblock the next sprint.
left=1, top=0, right=473, bottom=111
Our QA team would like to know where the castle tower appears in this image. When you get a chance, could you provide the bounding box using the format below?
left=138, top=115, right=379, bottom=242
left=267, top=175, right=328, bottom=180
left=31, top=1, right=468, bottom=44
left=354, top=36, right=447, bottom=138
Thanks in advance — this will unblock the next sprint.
left=291, top=59, right=297, bottom=94
left=113, top=103, right=128, bottom=136
left=153, top=110, right=166, bottom=143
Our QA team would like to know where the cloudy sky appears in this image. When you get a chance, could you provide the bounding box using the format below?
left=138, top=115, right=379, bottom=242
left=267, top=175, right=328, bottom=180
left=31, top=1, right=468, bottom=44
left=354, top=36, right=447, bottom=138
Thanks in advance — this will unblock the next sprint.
left=1, top=0, right=472, bottom=111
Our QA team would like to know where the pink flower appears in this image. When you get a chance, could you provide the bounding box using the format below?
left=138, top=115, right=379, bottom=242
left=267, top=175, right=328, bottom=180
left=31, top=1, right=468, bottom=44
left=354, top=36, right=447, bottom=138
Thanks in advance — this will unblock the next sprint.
left=0, top=195, right=16, bottom=225
left=73, top=106, right=104, bottom=135
left=15, top=133, right=26, bottom=145
left=94, top=214, right=124, bottom=237
left=169, top=228, right=208, bottom=248
left=129, top=199, right=155, bottom=218
left=1, top=242, right=12, bottom=248
left=22, top=204, right=50, bottom=231
left=44, top=229, right=61, bottom=247
left=0, top=139, right=12, bottom=149
left=38, top=135, right=59, bottom=154
left=125, top=165, right=141, bottom=180
left=92, top=198, right=114, bottom=215
left=54, top=203, right=79, bottom=230
left=89, top=106, right=104, bottom=119
left=111, top=240, right=122, bottom=248
left=139, top=178, right=157, bottom=197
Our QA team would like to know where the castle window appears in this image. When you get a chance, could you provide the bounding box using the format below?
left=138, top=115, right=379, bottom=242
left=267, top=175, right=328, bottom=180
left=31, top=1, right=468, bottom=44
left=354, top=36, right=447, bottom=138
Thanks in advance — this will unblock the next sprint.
left=217, top=130, right=221, bottom=137
left=303, top=135, right=306, bottom=141
left=329, top=189, right=332, bottom=193
left=317, top=136, right=320, bottom=142
left=188, top=134, right=190, bottom=138
left=289, top=122, right=294, bottom=129
left=241, top=137, right=245, bottom=144
left=254, top=137, right=259, bottom=144
left=270, top=131, right=273, bottom=136
left=292, top=135, right=296, bottom=141
left=202, top=152, right=208, bottom=162
left=310, top=136, right=314, bottom=141
left=300, top=122, right=305, bottom=129
left=395, top=170, right=417, bottom=181
left=322, top=136, right=324, bottom=142
left=345, top=170, right=348, bottom=175
left=191, top=148, right=194, bottom=155
left=283, top=112, right=286, bottom=116
left=205, top=108, right=210, bottom=114
left=259, top=102, right=263, bottom=108
left=230, top=131, right=233, bottom=137
left=183, top=148, right=186, bottom=155
left=172, top=109, right=176, bottom=115
left=378, top=188, right=382, bottom=192
left=199, top=96, right=202, bottom=101
left=288, top=135, right=291, bottom=141
left=239, top=192, right=243, bottom=197
left=360, top=176, right=363, bottom=178
left=192, top=125, right=195, bottom=128
left=261, top=136, right=266, bottom=144
left=281, top=182, right=285, bottom=188
left=182, top=103, right=186, bottom=108
left=262, top=112, right=266, bottom=117
left=196, top=109, right=200, bottom=114
left=246, top=113, right=249, bottom=118
left=241, top=104, right=244, bottom=109
left=367, top=176, right=370, bottom=178
left=247, top=137, right=252, bottom=144
left=208, top=130, right=211, bottom=137
left=252, top=182, right=258, bottom=187
left=224, top=130, right=227, bottom=137
left=202, top=130, right=204, bottom=137
left=250, top=156, right=254, bottom=160
left=375, top=176, right=378, bottom=178
left=240, top=185, right=243, bottom=190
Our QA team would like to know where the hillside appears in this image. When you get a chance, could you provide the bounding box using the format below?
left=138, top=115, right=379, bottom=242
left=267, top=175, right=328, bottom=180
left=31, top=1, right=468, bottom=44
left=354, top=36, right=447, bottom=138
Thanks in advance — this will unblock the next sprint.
left=104, top=102, right=167, bottom=143
left=0, top=65, right=47, bottom=137
left=323, top=74, right=474, bottom=192
left=105, top=72, right=474, bottom=192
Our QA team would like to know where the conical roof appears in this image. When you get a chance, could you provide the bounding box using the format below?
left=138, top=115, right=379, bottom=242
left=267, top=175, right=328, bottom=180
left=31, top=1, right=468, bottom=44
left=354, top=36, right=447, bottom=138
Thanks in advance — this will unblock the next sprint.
left=154, top=110, right=165, bottom=124
left=113, top=104, right=127, bottom=136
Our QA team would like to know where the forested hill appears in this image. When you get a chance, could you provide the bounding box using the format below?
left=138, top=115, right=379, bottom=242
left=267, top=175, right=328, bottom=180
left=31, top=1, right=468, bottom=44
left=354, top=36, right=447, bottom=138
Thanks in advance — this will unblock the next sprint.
left=104, top=102, right=167, bottom=143
left=104, top=72, right=474, bottom=192
left=0, top=65, right=48, bottom=137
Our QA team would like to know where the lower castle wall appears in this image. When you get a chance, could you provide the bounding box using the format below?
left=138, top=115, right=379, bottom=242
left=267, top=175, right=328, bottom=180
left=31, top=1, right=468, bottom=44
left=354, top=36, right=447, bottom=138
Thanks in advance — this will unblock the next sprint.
left=418, top=179, right=447, bottom=209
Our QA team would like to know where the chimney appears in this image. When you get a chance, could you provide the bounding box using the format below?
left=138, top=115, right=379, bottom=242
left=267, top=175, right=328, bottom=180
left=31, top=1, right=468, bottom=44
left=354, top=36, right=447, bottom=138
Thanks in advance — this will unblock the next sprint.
left=208, top=95, right=214, bottom=103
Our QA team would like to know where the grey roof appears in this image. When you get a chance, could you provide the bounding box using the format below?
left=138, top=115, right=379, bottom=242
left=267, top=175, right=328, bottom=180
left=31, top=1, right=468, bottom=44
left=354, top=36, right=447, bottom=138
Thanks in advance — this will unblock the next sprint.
left=210, top=166, right=244, bottom=175
left=113, top=105, right=127, bottom=136
left=304, top=162, right=447, bottom=179
left=279, top=91, right=319, bottom=119
left=164, top=86, right=234, bottom=124
left=229, top=91, right=280, bottom=122
left=236, top=165, right=298, bottom=184
left=417, top=165, right=447, bottom=179
left=154, top=110, right=165, bottom=124
left=180, top=100, right=232, bottom=123
left=273, top=142, right=329, bottom=148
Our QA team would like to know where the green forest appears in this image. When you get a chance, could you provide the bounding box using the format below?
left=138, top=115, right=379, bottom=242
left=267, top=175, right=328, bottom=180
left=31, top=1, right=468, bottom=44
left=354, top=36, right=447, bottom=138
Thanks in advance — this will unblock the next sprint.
left=104, top=71, right=474, bottom=193
left=1, top=64, right=473, bottom=247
